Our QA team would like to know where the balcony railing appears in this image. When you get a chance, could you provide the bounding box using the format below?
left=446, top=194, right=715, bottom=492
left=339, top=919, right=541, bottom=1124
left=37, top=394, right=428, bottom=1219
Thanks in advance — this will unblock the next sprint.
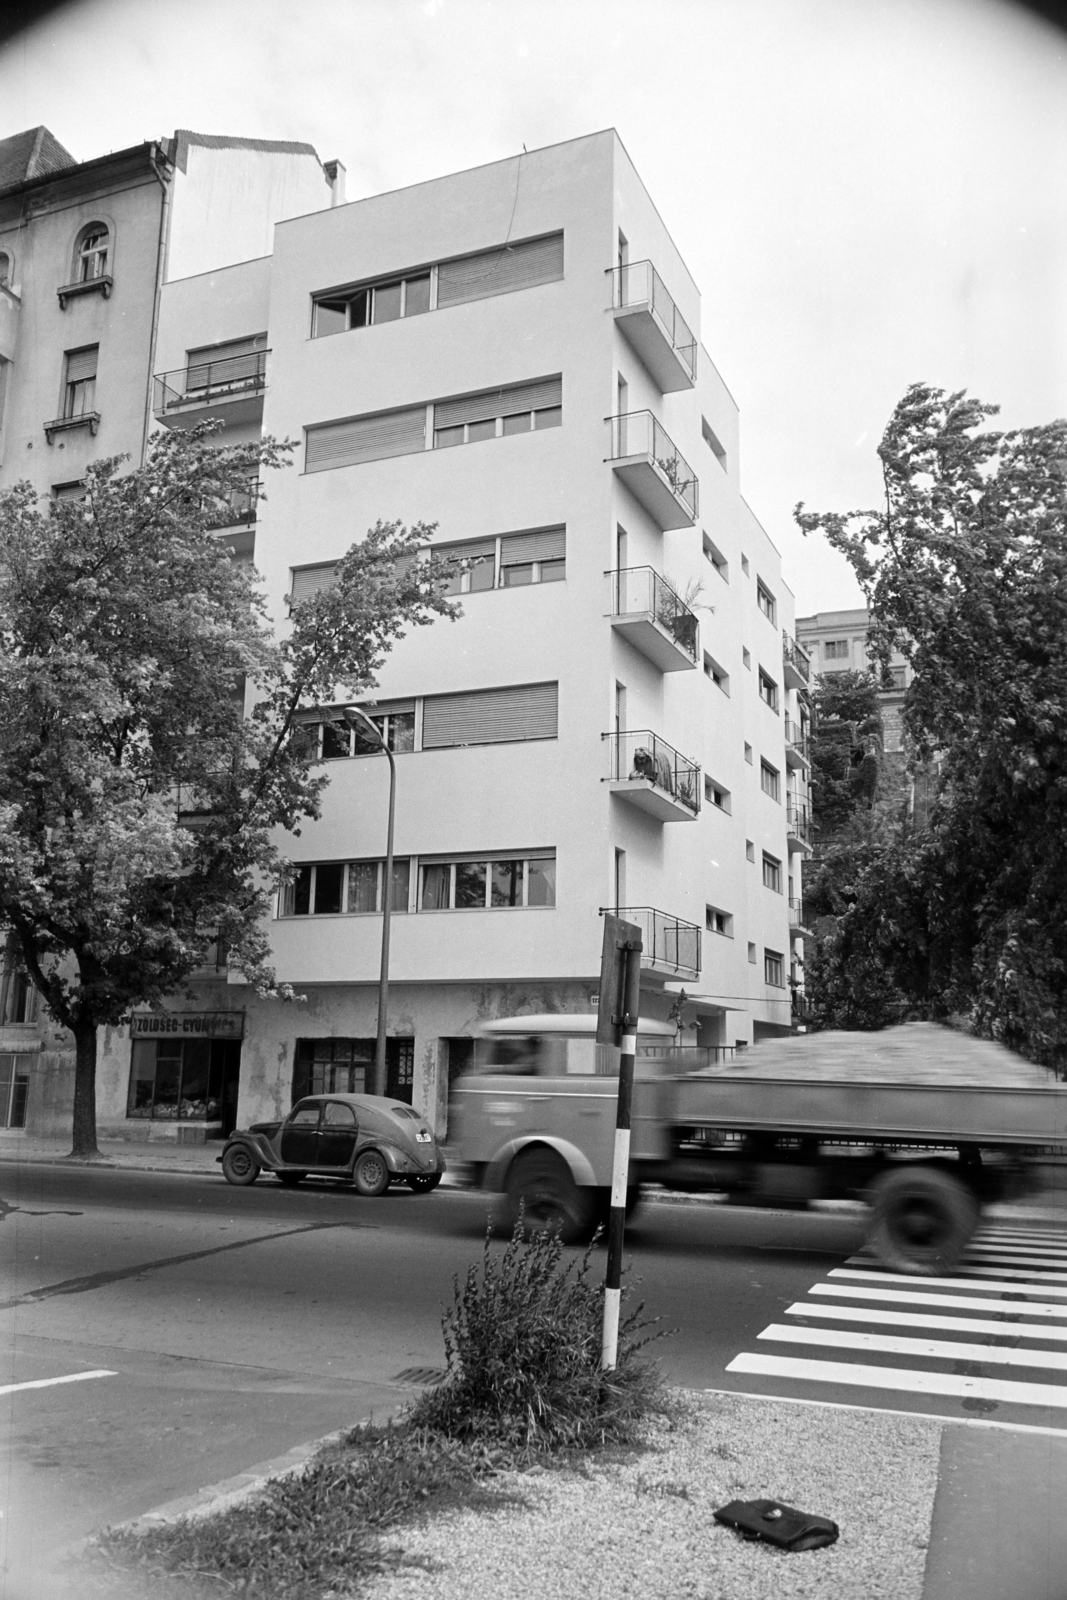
left=608, top=566, right=698, bottom=669
left=604, top=729, right=700, bottom=820
left=782, top=630, right=812, bottom=689
left=206, top=481, right=258, bottom=529
left=607, top=411, right=698, bottom=529
left=784, top=717, right=810, bottom=765
left=609, top=260, right=696, bottom=390
left=786, top=796, right=812, bottom=847
left=610, top=905, right=701, bottom=981
left=153, top=349, right=268, bottom=420
left=788, top=896, right=806, bottom=928
left=636, top=1044, right=737, bottom=1070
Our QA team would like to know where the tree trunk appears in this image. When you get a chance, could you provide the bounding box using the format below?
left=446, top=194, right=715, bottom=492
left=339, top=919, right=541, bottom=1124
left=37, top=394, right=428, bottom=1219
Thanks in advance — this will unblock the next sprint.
left=70, top=1019, right=99, bottom=1158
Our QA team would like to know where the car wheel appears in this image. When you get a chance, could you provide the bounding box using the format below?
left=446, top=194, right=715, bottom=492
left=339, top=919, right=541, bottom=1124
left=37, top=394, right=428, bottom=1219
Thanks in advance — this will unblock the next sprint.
left=353, top=1149, right=391, bottom=1197
left=221, top=1144, right=260, bottom=1187
left=407, top=1175, right=441, bottom=1194
left=276, top=1171, right=307, bottom=1187
left=868, top=1165, right=978, bottom=1275
left=505, top=1148, right=595, bottom=1244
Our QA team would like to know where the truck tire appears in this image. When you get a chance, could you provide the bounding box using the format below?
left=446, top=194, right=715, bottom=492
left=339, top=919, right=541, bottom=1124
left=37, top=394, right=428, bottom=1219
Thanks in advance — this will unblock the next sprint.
left=868, top=1165, right=978, bottom=1275
left=505, top=1148, right=595, bottom=1244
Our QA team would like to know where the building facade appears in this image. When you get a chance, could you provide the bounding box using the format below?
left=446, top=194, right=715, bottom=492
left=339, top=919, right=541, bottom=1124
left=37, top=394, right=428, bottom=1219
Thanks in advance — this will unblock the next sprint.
left=90, top=130, right=812, bottom=1142
left=796, top=607, right=912, bottom=753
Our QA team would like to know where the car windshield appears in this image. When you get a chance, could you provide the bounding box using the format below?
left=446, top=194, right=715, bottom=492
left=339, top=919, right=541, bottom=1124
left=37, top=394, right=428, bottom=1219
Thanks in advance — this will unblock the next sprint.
left=288, top=1104, right=320, bottom=1126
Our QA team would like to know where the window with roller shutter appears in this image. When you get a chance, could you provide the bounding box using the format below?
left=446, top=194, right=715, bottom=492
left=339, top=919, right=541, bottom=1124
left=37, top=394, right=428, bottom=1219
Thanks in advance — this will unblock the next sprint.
left=435, top=233, right=564, bottom=308
left=434, top=526, right=566, bottom=592
left=433, top=377, right=561, bottom=447
left=289, top=563, right=339, bottom=604
left=62, top=345, right=98, bottom=418
left=422, top=682, right=558, bottom=749
left=305, top=405, right=428, bottom=474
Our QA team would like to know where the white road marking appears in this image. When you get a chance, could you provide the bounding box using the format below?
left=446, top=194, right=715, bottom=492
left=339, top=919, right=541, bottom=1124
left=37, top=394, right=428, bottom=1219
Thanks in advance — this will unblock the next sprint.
left=726, top=1352, right=1067, bottom=1409
left=0, top=1369, right=116, bottom=1397
left=977, top=1228, right=1067, bottom=1244
left=758, top=1322, right=1067, bottom=1372
left=966, top=1242, right=1067, bottom=1261
left=704, top=1386, right=1067, bottom=1439
left=831, top=1267, right=1067, bottom=1298
left=812, top=1282, right=1067, bottom=1318
left=847, top=1253, right=1067, bottom=1284
left=784, top=1301, right=1067, bottom=1342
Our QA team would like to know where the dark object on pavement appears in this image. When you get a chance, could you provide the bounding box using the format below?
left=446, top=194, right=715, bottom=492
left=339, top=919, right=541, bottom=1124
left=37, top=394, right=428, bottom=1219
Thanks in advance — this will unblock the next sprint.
left=713, top=1498, right=840, bottom=1551
left=216, top=1093, right=445, bottom=1193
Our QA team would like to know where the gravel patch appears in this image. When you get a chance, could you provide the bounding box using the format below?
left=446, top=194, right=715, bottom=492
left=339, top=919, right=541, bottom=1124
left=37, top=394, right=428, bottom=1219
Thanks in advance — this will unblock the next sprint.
left=362, top=1390, right=941, bottom=1600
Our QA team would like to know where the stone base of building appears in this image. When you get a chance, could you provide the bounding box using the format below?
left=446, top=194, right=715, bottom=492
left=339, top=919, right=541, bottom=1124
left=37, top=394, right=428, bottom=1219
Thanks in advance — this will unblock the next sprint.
left=98, top=1119, right=224, bottom=1145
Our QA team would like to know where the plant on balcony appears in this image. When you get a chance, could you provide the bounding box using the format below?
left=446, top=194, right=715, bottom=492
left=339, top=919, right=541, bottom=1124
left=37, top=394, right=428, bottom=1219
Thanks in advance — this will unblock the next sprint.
left=0, top=422, right=458, bottom=1155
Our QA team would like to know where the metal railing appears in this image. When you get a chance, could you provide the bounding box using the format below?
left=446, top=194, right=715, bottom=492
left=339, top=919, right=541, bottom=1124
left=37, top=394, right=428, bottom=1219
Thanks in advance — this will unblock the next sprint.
left=609, top=566, right=699, bottom=659
left=636, top=1044, right=737, bottom=1070
left=206, top=481, right=258, bottom=529
left=788, top=896, right=805, bottom=927
left=609, top=260, right=697, bottom=381
left=784, top=717, right=809, bottom=761
left=605, top=729, right=700, bottom=815
left=786, top=796, right=812, bottom=844
left=611, top=905, right=701, bottom=981
left=782, top=630, right=812, bottom=684
left=607, top=411, right=699, bottom=520
left=154, top=348, right=268, bottom=412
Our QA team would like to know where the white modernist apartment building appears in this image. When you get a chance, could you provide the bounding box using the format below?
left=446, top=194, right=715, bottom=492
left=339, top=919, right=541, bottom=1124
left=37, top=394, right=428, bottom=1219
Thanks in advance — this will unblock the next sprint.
left=17, top=128, right=813, bottom=1140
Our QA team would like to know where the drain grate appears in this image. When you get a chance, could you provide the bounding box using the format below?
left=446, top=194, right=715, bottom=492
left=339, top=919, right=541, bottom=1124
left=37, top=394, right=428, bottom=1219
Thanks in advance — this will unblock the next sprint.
left=391, top=1366, right=447, bottom=1387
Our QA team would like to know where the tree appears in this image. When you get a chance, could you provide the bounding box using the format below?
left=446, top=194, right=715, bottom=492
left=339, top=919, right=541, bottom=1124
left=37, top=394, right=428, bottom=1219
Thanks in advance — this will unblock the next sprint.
left=807, top=670, right=882, bottom=840
left=795, top=384, right=1067, bottom=1066
left=0, top=424, right=456, bottom=1154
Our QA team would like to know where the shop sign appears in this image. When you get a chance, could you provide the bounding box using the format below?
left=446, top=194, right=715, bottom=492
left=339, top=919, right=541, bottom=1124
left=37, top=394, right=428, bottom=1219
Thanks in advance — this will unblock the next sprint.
left=129, top=1011, right=245, bottom=1041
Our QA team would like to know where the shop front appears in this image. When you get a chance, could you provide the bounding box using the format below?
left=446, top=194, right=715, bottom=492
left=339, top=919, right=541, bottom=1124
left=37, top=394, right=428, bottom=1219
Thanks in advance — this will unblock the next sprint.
left=126, top=1010, right=244, bottom=1141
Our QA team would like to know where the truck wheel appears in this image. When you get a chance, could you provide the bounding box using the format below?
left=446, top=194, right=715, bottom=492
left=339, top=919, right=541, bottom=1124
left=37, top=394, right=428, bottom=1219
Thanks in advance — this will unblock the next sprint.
left=505, top=1149, right=594, bottom=1244
left=221, top=1144, right=260, bottom=1187
left=868, top=1166, right=978, bottom=1275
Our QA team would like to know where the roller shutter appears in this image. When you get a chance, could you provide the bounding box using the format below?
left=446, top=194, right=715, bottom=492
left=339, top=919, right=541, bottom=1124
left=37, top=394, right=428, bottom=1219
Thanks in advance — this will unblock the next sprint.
left=434, top=377, right=561, bottom=432
left=436, top=233, right=564, bottom=309
left=65, top=346, right=98, bottom=382
left=422, top=682, right=558, bottom=749
left=290, top=563, right=338, bottom=603
left=499, top=527, right=565, bottom=566
left=306, top=405, right=427, bottom=473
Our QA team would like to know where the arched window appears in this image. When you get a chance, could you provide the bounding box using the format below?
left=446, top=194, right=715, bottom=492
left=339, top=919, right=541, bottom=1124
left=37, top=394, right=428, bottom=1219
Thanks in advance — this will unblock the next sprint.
left=0, top=251, right=10, bottom=289
left=76, top=225, right=109, bottom=283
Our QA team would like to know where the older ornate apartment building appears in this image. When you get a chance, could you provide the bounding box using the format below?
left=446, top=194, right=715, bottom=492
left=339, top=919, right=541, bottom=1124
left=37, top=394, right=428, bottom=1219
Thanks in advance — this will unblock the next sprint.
left=0, top=126, right=811, bottom=1140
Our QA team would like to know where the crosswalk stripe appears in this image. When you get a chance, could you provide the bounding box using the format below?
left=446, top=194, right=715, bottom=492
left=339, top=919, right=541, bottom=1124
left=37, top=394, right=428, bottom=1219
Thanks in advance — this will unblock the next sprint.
left=811, top=1282, right=1067, bottom=1319
left=758, top=1322, right=1067, bottom=1372
left=725, top=1352, right=1067, bottom=1409
left=832, top=1267, right=1067, bottom=1297
left=784, top=1301, right=1067, bottom=1342
left=847, top=1254, right=1067, bottom=1284
left=967, top=1240, right=1067, bottom=1258
left=963, top=1251, right=1067, bottom=1270
left=977, top=1227, right=1067, bottom=1241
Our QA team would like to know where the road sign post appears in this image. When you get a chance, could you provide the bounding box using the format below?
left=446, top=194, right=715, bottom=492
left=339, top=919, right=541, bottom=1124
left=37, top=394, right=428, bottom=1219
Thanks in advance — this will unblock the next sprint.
left=597, top=914, right=643, bottom=1371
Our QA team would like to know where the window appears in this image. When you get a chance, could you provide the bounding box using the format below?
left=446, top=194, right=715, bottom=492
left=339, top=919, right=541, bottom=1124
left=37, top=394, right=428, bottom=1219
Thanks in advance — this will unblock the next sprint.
left=280, top=859, right=411, bottom=917
left=705, top=778, right=731, bottom=812
left=758, top=668, right=779, bottom=713
left=0, top=964, right=36, bottom=1024
left=762, top=853, right=782, bottom=893
left=421, top=682, right=557, bottom=749
left=63, top=346, right=97, bottom=418
left=76, top=225, right=109, bottom=282
left=291, top=1037, right=415, bottom=1104
left=756, top=580, right=777, bottom=625
left=306, top=405, right=427, bottom=473
left=742, top=647, right=751, bottom=669
left=436, top=526, right=566, bottom=594
left=290, top=563, right=339, bottom=604
left=0, top=1055, right=29, bottom=1129
left=706, top=907, right=733, bottom=937
left=703, top=534, right=728, bottom=580
left=704, top=653, right=729, bottom=694
left=764, top=949, right=785, bottom=987
left=741, top=554, right=750, bottom=577
left=885, top=664, right=907, bottom=689
left=747, top=943, right=757, bottom=965
left=433, top=376, right=561, bottom=448
left=760, top=760, right=781, bottom=801
left=419, top=852, right=555, bottom=910
left=185, top=334, right=266, bottom=394
left=311, top=233, right=563, bottom=337
left=298, top=702, right=416, bottom=761
left=824, top=639, right=849, bottom=660
left=744, top=743, right=753, bottom=764
left=127, top=1038, right=240, bottom=1122
left=52, top=480, right=86, bottom=502
left=701, top=416, right=727, bottom=469
left=0, top=251, right=10, bottom=288
left=746, top=840, right=756, bottom=863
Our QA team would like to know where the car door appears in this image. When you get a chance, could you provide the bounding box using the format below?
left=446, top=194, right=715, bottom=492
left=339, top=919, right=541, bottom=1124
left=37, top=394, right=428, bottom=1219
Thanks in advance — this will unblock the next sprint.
left=318, top=1100, right=359, bottom=1168
left=279, top=1101, right=322, bottom=1165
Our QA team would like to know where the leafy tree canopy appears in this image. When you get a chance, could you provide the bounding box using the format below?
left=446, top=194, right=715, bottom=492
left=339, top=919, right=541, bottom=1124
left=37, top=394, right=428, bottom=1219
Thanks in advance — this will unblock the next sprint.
left=0, top=423, right=456, bottom=1150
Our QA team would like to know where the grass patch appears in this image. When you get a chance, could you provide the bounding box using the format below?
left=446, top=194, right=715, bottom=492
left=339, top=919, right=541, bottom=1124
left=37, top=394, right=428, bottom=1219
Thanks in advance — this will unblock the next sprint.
left=79, top=1222, right=668, bottom=1599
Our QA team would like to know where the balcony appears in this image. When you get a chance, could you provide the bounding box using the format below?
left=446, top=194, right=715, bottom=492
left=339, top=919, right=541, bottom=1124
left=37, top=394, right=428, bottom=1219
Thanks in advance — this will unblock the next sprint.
left=153, top=349, right=268, bottom=430
left=609, top=260, right=697, bottom=392
left=604, top=729, right=700, bottom=822
left=783, top=631, right=812, bottom=690
left=607, top=411, right=698, bottom=530
left=611, top=906, right=701, bottom=982
left=784, top=717, right=810, bottom=769
left=786, top=796, right=813, bottom=852
left=607, top=567, right=699, bottom=671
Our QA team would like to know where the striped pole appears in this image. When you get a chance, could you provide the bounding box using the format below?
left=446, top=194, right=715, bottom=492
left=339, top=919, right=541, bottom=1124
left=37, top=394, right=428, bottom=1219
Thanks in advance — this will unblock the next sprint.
left=601, top=932, right=642, bottom=1372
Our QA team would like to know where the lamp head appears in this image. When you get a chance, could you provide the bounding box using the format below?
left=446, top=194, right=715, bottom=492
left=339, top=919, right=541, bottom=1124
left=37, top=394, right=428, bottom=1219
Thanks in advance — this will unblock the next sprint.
left=340, top=705, right=383, bottom=743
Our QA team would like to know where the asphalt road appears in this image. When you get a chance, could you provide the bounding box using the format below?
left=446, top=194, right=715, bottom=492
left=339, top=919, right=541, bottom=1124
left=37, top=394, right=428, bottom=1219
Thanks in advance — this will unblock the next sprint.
left=3, top=1162, right=1067, bottom=1599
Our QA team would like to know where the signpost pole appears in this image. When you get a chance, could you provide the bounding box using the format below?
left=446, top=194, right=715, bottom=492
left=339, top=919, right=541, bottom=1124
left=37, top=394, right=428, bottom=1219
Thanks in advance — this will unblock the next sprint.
left=597, top=914, right=643, bottom=1372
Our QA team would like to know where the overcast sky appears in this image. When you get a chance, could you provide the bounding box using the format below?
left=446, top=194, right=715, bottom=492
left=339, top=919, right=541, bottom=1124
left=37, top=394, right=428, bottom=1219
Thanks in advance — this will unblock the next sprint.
left=2, top=0, right=1065, bottom=616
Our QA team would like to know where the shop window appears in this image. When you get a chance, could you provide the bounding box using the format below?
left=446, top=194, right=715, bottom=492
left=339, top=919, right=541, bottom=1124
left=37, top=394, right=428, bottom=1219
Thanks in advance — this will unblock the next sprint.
left=291, top=1036, right=414, bottom=1105
left=0, top=1055, right=28, bottom=1128
left=127, top=1038, right=241, bottom=1124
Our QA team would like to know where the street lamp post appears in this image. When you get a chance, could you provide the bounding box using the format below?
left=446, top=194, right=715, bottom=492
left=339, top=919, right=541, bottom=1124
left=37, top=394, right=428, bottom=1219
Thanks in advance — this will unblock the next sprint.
left=342, top=707, right=396, bottom=1099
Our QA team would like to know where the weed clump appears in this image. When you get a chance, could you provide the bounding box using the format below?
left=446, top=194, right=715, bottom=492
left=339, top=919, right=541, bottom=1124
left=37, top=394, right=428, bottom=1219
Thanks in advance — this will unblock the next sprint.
left=410, top=1218, right=666, bottom=1450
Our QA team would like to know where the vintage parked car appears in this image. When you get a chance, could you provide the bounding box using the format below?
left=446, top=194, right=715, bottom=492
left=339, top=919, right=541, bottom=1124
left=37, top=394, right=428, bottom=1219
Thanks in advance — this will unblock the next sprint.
left=217, top=1093, right=445, bottom=1195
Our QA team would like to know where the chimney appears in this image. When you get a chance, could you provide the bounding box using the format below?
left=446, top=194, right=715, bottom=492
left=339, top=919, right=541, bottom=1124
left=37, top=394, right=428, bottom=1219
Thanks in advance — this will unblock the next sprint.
left=323, top=159, right=346, bottom=207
